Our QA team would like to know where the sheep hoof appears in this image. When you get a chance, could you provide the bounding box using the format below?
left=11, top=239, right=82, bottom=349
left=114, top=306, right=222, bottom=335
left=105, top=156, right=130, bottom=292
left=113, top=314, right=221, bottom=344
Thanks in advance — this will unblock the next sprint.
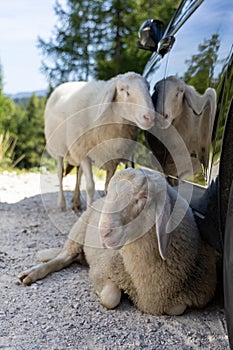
left=18, top=271, right=33, bottom=286
left=59, top=205, right=67, bottom=212
left=165, top=304, right=187, bottom=316
left=99, top=281, right=121, bottom=309
left=58, top=198, right=67, bottom=211
left=72, top=203, right=81, bottom=212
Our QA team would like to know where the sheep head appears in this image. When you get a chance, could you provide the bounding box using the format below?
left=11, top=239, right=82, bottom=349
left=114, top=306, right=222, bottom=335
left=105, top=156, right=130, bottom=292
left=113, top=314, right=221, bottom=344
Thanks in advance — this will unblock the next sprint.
left=152, top=76, right=186, bottom=129
left=97, top=72, right=155, bottom=130
left=99, top=168, right=186, bottom=260
left=152, top=76, right=216, bottom=130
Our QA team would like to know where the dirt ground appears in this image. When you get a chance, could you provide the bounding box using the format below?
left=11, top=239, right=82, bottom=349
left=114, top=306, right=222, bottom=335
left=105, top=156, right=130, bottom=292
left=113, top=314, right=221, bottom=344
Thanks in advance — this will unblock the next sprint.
left=0, top=172, right=230, bottom=349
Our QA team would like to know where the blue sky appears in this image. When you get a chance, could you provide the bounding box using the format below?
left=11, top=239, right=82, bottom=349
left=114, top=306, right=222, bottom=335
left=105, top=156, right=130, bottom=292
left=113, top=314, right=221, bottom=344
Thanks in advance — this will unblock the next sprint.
left=0, top=0, right=57, bottom=94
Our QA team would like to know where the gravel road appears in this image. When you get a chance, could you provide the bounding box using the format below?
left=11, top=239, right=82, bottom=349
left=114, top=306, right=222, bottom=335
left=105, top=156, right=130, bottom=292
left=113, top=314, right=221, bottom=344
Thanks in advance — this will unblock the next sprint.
left=0, top=172, right=230, bottom=349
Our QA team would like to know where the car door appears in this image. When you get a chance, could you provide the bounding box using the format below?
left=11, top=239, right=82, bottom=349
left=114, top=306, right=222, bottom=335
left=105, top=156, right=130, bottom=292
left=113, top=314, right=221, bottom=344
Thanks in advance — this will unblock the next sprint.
left=145, top=0, right=232, bottom=186
left=142, top=0, right=233, bottom=347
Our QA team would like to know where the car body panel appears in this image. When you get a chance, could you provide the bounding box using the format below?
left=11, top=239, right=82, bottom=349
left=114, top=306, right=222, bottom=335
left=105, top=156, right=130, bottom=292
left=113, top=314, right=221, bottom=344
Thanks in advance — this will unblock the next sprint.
left=144, top=0, right=233, bottom=186
left=140, top=0, right=233, bottom=345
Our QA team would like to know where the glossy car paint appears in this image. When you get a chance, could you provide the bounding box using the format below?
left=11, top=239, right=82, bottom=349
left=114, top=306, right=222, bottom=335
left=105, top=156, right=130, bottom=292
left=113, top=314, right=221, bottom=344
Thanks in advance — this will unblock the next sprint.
left=140, top=0, right=233, bottom=347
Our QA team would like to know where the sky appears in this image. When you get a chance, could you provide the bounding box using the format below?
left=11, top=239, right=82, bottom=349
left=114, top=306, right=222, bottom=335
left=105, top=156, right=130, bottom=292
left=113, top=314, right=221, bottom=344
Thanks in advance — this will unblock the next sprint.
left=0, top=0, right=57, bottom=94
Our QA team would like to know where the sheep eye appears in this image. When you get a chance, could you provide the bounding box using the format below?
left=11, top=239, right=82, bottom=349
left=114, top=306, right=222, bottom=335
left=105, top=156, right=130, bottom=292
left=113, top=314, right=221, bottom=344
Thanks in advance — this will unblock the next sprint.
left=120, top=87, right=130, bottom=96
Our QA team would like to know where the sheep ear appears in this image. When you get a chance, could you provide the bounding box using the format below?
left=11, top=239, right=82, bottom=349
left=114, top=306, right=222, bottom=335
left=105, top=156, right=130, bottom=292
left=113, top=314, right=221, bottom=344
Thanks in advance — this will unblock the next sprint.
left=155, top=194, right=172, bottom=260
left=97, top=82, right=116, bottom=119
left=146, top=172, right=172, bottom=260
left=184, top=85, right=204, bottom=116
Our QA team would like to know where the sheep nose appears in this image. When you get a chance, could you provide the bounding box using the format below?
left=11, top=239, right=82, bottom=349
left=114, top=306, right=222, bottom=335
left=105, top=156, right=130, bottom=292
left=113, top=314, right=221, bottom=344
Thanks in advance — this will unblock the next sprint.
left=143, top=114, right=154, bottom=125
left=100, top=228, right=113, bottom=239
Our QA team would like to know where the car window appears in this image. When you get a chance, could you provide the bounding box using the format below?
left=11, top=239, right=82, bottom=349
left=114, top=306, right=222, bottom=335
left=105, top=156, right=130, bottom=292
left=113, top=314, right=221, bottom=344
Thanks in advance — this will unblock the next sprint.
left=144, top=0, right=233, bottom=189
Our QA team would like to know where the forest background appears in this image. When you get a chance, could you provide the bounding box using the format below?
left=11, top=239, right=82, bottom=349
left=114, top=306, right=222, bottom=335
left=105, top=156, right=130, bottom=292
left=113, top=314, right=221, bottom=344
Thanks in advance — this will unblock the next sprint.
left=0, top=0, right=219, bottom=171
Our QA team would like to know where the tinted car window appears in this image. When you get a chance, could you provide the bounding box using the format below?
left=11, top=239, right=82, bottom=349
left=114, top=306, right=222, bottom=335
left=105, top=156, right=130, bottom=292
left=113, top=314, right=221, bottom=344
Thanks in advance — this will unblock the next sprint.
left=144, top=0, right=233, bottom=187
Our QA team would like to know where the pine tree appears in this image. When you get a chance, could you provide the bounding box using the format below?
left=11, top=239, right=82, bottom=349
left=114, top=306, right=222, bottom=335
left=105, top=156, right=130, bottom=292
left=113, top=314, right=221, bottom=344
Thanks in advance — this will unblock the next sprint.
left=18, top=95, right=46, bottom=168
left=8, top=95, right=46, bottom=169
left=38, top=0, right=180, bottom=85
left=38, top=0, right=105, bottom=86
left=89, top=0, right=180, bottom=80
left=183, top=33, right=220, bottom=93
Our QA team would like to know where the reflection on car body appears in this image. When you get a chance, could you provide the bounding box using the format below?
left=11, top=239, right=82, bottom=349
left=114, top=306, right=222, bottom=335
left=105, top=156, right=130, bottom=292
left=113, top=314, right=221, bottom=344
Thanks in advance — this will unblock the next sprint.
left=139, top=0, right=233, bottom=217
left=143, top=2, right=232, bottom=186
left=147, top=76, right=216, bottom=183
left=138, top=0, right=233, bottom=347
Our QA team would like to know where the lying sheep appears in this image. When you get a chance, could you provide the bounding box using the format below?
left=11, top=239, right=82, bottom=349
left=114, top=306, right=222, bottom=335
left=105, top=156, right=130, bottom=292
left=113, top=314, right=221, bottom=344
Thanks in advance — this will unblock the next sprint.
left=64, top=150, right=136, bottom=211
left=44, top=72, right=154, bottom=211
left=18, top=168, right=216, bottom=315
left=146, top=76, right=216, bottom=180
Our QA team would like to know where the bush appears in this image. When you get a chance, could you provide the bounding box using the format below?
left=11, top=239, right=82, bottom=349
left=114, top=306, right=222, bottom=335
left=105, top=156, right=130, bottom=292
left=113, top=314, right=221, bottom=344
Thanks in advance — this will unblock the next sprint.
left=0, top=132, right=24, bottom=168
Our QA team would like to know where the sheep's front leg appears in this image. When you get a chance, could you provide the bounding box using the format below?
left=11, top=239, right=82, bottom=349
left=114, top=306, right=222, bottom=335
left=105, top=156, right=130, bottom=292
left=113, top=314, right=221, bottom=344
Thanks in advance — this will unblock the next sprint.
left=89, top=251, right=123, bottom=310
left=81, top=157, right=95, bottom=207
left=90, top=261, right=121, bottom=309
left=72, top=166, right=82, bottom=211
left=165, top=304, right=187, bottom=316
left=57, top=156, right=66, bottom=211
left=18, top=240, right=82, bottom=286
left=98, top=280, right=121, bottom=309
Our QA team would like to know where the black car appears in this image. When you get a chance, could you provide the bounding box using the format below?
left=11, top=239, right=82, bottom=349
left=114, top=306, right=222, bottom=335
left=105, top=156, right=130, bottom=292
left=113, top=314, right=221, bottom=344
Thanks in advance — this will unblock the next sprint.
left=138, top=0, right=233, bottom=347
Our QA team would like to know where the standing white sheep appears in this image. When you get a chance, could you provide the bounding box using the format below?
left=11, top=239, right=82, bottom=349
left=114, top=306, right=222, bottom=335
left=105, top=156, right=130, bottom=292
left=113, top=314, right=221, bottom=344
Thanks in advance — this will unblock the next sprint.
left=64, top=147, right=136, bottom=211
left=44, top=72, right=155, bottom=211
left=18, top=168, right=216, bottom=316
left=146, top=76, right=216, bottom=180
